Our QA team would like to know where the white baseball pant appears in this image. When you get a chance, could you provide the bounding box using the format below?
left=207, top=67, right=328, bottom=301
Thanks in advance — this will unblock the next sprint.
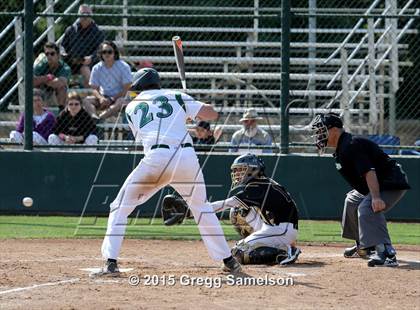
left=101, top=146, right=232, bottom=261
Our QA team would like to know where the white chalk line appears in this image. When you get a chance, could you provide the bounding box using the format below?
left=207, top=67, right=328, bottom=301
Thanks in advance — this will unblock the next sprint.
left=3, top=254, right=418, bottom=266
left=0, top=278, right=80, bottom=296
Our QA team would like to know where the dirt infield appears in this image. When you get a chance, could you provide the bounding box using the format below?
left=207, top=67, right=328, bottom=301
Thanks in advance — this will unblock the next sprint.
left=0, top=239, right=419, bottom=310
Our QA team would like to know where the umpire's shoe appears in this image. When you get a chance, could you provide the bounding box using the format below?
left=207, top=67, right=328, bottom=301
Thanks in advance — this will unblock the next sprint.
left=90, top=259, right=120, bottom=277
left=278, top=246, right=301, bottom=265
left=344, top=245, right=375, bottom=259
left=222, top=256, right=242, bottom=273
left=367, top=244, right=398, bottom=267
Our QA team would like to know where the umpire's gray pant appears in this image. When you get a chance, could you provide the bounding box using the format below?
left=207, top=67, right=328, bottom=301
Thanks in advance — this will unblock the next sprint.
left=341, top=189, right=407, bottom=248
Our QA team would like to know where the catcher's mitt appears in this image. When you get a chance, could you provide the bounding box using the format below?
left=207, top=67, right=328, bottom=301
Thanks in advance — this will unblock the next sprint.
left=161, top=194, right=189, bottom=226
left=229, top=207, right=254, bottom=238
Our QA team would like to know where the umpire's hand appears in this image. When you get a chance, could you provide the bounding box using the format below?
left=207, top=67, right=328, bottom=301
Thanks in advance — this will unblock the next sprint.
left=372, top=198, right=386, bottom=213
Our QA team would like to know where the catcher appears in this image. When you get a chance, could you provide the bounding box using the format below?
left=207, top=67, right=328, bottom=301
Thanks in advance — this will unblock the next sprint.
left=162, top=153, right=301, bottom=265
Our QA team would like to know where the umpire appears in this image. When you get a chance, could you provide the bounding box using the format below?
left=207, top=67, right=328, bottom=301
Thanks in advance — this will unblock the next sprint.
left=311, top=113, right=410, bottom=267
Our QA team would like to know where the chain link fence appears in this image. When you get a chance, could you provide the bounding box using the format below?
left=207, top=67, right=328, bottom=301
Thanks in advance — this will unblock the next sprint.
left=0, top=0, right=418, bottom=153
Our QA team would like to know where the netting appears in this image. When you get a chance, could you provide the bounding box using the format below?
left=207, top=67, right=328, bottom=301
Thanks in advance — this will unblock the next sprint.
left=0, top=0, right=418, bottom=152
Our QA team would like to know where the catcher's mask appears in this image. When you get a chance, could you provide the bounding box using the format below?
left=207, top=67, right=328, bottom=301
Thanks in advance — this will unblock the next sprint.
left=310, top=113, right=343, bottom=154
left=231, top=153, right=265, bottom=188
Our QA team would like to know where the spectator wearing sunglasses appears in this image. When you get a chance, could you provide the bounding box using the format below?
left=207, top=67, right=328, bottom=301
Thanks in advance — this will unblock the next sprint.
left=34, top=42, right=71, bottom=109
left=48, top=92, right=98, bottom=145
left=84, top=41, right=132, bottom=120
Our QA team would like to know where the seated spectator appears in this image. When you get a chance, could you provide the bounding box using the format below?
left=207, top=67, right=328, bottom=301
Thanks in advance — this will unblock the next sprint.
left=48, top=92, right=98, bottom=145
left=9, top=88, right=55, bottom=145
left=34, top=42, right=71, bottom=109
left=192, top=121, right=215, bottom=145
left=84, top=41, right=132, bottom=120
left=61, top=4, right=104, bottom=88
left=230, top=108, right=272, bottom=154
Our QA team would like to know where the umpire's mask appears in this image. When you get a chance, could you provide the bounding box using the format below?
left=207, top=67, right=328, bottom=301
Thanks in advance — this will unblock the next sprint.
left=310, top=113, right=343, bottom=154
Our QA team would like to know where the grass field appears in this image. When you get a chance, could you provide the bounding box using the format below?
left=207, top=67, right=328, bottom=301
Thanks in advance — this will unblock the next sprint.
left=1, top=215, right=419, bottom=244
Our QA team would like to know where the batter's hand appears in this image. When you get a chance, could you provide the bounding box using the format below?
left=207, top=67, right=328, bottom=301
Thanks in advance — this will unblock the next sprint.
left=372, top=198, right=386, bottom=213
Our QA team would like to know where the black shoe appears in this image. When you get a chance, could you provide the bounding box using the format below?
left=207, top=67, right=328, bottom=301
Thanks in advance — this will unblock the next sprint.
left=222, top=256, right=242, bottom=273
left=90, top=260, right=120, bottom=277
left=368, top=253, right=398, bottom=267
left=344, top=245, right=374, bottom=259
left=278, top=246, right=301, bottom=265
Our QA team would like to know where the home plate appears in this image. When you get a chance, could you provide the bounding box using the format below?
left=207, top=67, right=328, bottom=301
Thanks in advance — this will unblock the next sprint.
left=80, top=268, right=134, bottom=273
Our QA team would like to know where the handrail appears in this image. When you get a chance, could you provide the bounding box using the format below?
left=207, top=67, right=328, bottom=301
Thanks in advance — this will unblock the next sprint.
left=0, top=0, right=81, bottom=107
left=347, top=8, right=420, bottom=108
left=347, top=23, right=392, bottom=86
left=347, top=2, right=413, bottom=86
left=326, top=6, right=391, bottom=89
left=0, top=17, right=16, bottom=41
left=34, top=0, right=80, bottom=47
left=327, top=0, right=414, bottom=89
left=323, top=0, right=381, bottom=65
left=0, top=78, right=23, bottom=107
left=0, top=1, right=58, bottom=69
left=374, top=9, right=420, bottom=71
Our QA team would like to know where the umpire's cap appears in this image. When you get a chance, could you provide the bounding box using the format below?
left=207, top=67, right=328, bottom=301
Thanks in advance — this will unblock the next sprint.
left=131, top=68, right=160, bottom=91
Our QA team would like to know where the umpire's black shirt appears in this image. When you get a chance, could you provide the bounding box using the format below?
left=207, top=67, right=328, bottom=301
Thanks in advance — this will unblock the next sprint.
left=334, top=132, right=410, bottom=195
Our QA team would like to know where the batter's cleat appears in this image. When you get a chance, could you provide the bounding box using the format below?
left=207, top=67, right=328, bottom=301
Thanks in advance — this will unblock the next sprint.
left=90, top=260, right=120, bottom=278
left=278, top=246, right=301, bottom=265
left=367, top=253, right=399, bottom=267
left=344, top=245, right=375, bottom=259
left=222, top=256, right=242, bottom=273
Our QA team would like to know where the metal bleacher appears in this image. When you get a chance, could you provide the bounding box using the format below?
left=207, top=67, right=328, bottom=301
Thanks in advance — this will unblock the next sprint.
left=93, top=1, right=418, bottom=141
left=0, top=0, right=419, bottom=145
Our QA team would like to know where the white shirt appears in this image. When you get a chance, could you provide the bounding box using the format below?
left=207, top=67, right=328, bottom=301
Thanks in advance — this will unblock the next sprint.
left=89, top=60, right=132, bottom=97
left=125, top=89, right=204, bottom=152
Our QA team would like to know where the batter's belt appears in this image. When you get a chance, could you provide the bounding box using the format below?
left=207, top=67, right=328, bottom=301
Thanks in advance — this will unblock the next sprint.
left=150, top=143, right=193, bottom=150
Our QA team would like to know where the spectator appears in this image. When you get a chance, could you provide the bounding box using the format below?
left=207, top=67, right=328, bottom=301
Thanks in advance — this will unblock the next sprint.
left=34, top=42, right=71, bottom=109
left=230, top=108, right=272, bottom=153
left=61, top=4, right=104, bottom=88
left=192, top=121, right=215, bottom=145
left=84, top=41, right=132, bottom=120
left=48, top=92, right=98, bottom=145
left=9, top=89, right=55, bottom=145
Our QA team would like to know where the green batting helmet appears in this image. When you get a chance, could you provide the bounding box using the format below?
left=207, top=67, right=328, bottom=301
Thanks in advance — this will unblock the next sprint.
left=131, top=68, right=161, bottom=91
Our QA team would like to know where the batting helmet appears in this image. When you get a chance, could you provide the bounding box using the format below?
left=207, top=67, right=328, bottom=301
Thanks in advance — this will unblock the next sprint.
left=131, top=68, right=160, bottom=91
left=231, top=153, right=265, bottom=188
left=310, top=113, right=343, bottom=153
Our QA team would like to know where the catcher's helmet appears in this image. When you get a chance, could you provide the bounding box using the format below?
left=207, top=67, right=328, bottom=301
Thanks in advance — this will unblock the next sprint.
left=231, top=153, right=265, bottom=188
left=131, top=68, right=160, bottom=91
left=310, top=113, right=343, bottom=153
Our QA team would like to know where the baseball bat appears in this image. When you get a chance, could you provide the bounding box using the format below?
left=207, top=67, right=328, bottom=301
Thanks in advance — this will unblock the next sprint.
left=172, top=36, right=187, bottom=90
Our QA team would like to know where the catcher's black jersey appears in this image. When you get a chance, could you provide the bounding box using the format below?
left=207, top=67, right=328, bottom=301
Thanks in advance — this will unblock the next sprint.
left=231, top=177, right=299, bottom=227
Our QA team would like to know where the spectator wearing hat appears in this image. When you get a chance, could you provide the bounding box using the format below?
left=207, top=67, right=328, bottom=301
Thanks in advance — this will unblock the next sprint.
left=230, top=108, right=272, bottom=153
left=192, top=121, right=215, bottom=145
left=61, top=4, right=105, bottom=88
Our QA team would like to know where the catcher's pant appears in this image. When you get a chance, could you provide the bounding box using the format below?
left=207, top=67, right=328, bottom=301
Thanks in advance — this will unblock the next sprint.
left=341, top=189, right=407, bottom=248
left=9, top=130, right=47, bottom=145
left=101, top=146, right=232, bottom=261
left=242, top=209, right=297, bottom=250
